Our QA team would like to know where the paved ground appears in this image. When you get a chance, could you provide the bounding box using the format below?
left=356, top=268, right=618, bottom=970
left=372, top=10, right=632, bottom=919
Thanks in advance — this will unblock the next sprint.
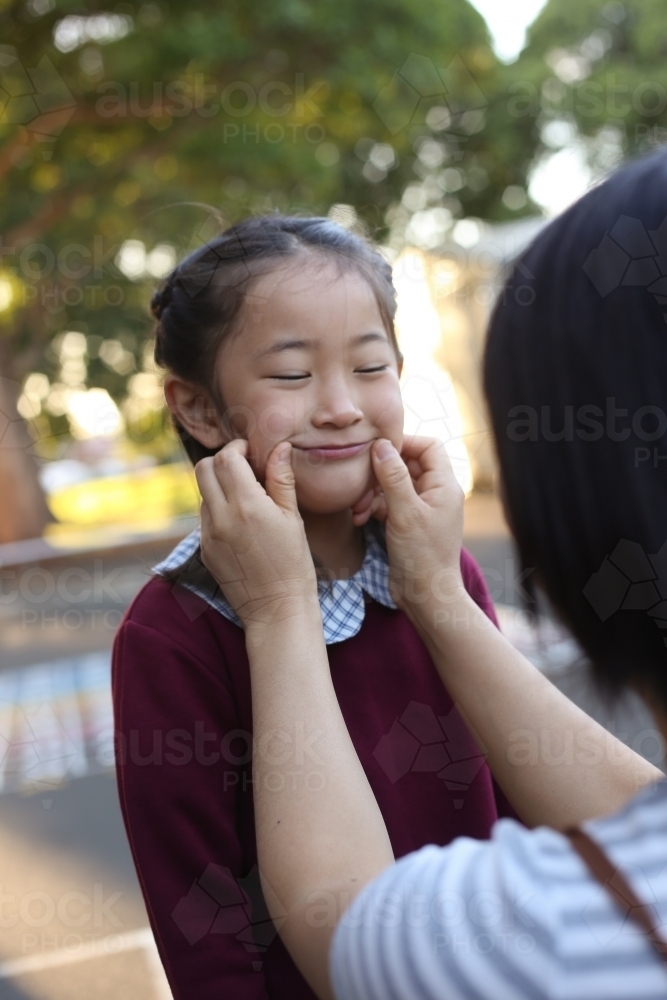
left=0, top=538, right=174, bottom=1000
left=0, top=496, right=662, bottom=998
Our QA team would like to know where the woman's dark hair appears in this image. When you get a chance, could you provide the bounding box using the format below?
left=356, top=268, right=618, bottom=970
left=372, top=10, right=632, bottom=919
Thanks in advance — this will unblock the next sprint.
left=484, top=149, right=667, bottom=708
left=152, top=213, right=400, bottom=464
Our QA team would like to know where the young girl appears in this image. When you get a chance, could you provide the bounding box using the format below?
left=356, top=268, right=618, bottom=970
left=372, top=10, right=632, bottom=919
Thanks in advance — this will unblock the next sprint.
left=112, top=215, right=512, bottom=1000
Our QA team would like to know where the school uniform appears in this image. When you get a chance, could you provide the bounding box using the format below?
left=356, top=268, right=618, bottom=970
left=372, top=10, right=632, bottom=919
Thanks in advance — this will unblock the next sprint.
left=112, top=526, right=514, bottom=999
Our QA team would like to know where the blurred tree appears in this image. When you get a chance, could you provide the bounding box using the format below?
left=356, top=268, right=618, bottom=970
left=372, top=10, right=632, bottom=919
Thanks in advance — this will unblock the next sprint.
left=0, top=0, right=542, bottom=538
left=513, top=0, right=667, bottom=182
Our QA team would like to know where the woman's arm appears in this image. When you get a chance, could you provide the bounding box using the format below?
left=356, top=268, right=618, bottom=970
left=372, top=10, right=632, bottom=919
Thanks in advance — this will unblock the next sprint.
left=196, top=437, right=661, bottom=999
left=366, top=437, right=661, bottom=829
left=195, top=442, right=393, bottom=999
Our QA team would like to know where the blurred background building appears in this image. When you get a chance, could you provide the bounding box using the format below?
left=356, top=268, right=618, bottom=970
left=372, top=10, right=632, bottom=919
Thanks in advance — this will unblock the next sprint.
left=1, top=0, right=666, bottom=996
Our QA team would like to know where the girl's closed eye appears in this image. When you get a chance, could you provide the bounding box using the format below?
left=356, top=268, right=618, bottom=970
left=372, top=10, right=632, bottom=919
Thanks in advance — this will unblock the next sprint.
left=356, top=364, right=388, bottom=374
left=269, top=364, right=389, bottom=381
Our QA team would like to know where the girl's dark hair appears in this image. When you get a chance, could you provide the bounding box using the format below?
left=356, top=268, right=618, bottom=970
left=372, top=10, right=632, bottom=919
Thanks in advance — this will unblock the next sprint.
left=483, top=149, right=667, bottom=708
left=152, top=213, right=400, bottom=464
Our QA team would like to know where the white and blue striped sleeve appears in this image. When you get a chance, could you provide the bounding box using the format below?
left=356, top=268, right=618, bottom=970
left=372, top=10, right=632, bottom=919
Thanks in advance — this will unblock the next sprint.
left=329, top=820, right=561, bottom=1000
left=330, top=782, right=667, bottom=1000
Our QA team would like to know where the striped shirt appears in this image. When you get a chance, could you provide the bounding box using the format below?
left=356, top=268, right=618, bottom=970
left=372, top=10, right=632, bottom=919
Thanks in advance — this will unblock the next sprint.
left=331, top=779, right=667, bottom=1000
left=153, top=523, right=396, bottom=645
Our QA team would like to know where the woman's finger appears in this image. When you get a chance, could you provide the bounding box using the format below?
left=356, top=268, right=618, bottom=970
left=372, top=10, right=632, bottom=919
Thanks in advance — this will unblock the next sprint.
left=211, top=440, right=264, bottom=504
left=400, top=435, right=452, bottom=496
left=264, top=442, right=299, bottom=514
left=351, top=485, right=387, bottom=526
left=354, top=496, right=388, bottom=526
left=351, top=489, right=375, bottom=525
left=370, top=493, right=388, bottom=521
left=406, top=458, right=422, bottom=481
left=352, top=506, right=373, bottom=526
left=400, top=435, right=444, bottom=467
left=224, top=438, right=249, bottom=458
left=195, top=456, right=228, bottom=511
left=351, top=488, right=375, bottom=517
left=371, top=439, right=418, bottom=512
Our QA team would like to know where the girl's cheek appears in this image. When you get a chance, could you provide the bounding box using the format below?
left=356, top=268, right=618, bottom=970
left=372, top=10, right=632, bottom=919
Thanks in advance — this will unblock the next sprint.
left=253, top=397, right=304, bottom=444
left=247, top=415, right=302, bottom=479
left=227, top=405, right=259, bottom=440
left=391, top=425, right=404, bottom=452
left=246, top=436, right=272, bottom=481
left=376, top=389, right=404, bottom=445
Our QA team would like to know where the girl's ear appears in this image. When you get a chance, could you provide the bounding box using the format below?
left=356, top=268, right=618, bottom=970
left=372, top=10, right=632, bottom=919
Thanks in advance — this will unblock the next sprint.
left=164, top=375, right=228, bottom=450
left=397, top=352, right=404, bottom=378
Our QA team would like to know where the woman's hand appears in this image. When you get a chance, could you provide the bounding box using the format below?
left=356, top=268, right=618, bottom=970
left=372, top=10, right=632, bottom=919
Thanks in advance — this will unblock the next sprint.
left=195, top=440, right=319, bottom=637
left=351, top=443, right=438, bottom=526
left=365, top=436, right=468, bottom=627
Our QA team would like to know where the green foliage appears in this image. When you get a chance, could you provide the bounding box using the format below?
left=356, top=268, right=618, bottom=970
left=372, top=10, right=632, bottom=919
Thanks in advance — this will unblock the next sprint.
left=517, top=0, right=667, bottom=157
left=0, top=0, right=540, bottom=447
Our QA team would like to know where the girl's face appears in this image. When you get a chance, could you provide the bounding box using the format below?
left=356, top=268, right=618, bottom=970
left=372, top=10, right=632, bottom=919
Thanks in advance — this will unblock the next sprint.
left=215, top=257, right=404, bottom=514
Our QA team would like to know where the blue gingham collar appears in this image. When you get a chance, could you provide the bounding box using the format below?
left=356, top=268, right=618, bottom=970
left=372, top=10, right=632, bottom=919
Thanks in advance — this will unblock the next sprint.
left=153, top=522, right=397, bottom=645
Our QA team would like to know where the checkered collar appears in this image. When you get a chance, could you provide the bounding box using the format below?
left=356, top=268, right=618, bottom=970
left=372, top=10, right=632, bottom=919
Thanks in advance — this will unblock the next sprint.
left=153, top=522, right=397, bottom=645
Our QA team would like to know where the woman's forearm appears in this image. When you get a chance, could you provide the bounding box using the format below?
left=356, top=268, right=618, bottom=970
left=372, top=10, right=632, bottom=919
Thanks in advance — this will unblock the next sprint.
left=410, top=589, right=661, bottom=829
left=194, top=442, right=394, bottom=997
left=246, top=608, right=394, bottom=1000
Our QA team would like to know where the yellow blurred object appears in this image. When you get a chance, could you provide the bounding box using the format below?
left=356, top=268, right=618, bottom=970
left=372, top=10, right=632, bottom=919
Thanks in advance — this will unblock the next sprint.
left=46, top=463, right=200, bottom=528
left=0, top=270, right=25, bottom=315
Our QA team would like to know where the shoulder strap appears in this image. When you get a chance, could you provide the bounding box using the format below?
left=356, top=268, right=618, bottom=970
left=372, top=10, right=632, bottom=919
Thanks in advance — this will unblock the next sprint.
left=565, top=826, right=667, bottom=965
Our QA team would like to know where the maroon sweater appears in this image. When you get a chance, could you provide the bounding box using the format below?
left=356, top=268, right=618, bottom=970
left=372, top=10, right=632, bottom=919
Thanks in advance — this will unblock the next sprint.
left=112, top=549, right=512, bottom=1000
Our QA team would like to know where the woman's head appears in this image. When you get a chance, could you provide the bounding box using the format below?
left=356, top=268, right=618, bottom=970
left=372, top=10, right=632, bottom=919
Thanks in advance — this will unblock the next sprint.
left=153, top=215, right=403, bottom=514
left=484, top=149, right=667, bottom=707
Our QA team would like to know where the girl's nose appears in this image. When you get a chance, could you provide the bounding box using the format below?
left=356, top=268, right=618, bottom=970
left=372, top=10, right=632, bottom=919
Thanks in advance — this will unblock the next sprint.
left=311, top=379, right=364, bottom=428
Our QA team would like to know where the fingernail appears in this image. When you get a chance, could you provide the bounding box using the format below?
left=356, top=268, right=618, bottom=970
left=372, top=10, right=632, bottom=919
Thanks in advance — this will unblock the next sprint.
left=277, top=443, right=292, bottom=464
left=375, top=439, right=395, bottom=461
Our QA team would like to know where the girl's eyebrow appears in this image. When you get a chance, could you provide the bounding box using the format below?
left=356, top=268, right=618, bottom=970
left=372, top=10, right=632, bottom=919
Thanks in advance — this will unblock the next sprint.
left=255, top=331, right=388, bottom=359
left=352, top=331, right=388, bottom=346
left=255, top=337, right=315, bottom=358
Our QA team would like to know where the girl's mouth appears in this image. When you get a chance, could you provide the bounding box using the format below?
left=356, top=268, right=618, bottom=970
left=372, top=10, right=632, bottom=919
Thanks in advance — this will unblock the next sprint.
left=295, top=440, right=372, bottom=461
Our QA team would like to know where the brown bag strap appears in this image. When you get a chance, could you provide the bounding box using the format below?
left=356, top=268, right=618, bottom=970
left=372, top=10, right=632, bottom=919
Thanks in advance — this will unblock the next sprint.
left=566, top=826, right=667, bottom=964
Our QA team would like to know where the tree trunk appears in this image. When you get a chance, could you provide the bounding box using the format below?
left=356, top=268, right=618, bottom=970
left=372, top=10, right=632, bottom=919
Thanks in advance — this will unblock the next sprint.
left=0, top=375, right=52, bottom=543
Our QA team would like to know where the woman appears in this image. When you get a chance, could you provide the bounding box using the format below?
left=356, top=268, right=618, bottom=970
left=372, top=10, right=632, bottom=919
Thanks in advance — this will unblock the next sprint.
left=196, top=149, right=667, bottom=1000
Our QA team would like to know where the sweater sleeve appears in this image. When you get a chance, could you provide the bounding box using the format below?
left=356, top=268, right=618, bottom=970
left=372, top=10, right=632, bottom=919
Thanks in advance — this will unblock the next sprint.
left=460, top=546, right=499, bottom=628
left=112, top=616, right=271, bottom=1000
